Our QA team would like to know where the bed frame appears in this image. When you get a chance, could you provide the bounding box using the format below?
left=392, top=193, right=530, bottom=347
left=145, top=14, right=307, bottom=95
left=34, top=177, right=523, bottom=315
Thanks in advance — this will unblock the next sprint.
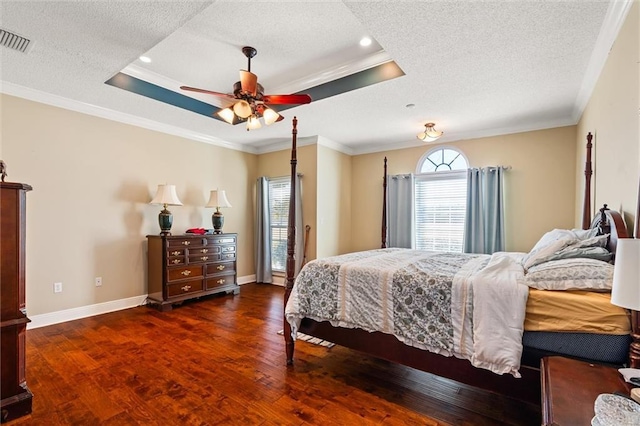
left=283, top=123, right=636, bottom=403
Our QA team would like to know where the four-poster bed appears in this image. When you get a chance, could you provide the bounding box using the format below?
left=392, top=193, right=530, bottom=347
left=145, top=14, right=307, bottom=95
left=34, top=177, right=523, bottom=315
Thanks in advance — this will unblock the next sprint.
left=283, top=121, right=636, bottom=404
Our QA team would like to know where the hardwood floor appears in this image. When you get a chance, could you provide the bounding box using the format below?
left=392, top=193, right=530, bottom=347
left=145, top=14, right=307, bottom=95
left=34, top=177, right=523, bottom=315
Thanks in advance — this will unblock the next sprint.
left=10, top=283, right=540, bottom=425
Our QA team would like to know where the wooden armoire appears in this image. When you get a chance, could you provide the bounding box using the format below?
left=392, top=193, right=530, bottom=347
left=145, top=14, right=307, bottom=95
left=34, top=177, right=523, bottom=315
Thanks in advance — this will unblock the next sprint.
left=0, top=182, right=33, bottom=422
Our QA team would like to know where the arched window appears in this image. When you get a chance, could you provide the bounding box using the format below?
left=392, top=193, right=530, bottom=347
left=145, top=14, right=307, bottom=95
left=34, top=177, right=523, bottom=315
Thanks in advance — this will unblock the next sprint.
left=414, top=148, right=468, bottom=252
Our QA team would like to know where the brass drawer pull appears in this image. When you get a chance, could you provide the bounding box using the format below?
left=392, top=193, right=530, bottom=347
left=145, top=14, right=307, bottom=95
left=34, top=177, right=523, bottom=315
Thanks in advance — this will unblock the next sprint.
left=201, top=249, right=208, bottom=253
left=171, top=250, right=181, bottom=256
left=181, top=285, right=191, bottom=292
left=181, top=270, right=191, bottom=276
left=182, top=241, right=190, bottom=246
left=217, top=279, right=225, bottom=285
left=172, top=259, right=182, bottom=264
left=200, top=256, right=209, bottom=261
left=216, top=265, right=225, bottom=271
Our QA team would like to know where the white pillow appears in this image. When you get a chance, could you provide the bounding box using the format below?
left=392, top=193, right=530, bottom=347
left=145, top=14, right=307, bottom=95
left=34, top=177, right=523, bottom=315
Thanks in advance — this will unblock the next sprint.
left=522, top=229, right=577, bottom=270
left=524, top=258, right=614, bottom=291
left=522, top=228, right=608, bottom=271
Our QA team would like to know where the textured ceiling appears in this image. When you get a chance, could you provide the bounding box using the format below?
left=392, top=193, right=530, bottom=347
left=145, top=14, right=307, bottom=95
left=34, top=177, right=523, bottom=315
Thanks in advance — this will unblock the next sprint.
left=0, top=1, right=628, bottom=155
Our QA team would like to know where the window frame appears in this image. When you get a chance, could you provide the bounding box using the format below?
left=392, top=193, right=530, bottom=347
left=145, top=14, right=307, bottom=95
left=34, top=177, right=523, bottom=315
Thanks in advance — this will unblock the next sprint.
left=413, top=147, right=469, bottom=253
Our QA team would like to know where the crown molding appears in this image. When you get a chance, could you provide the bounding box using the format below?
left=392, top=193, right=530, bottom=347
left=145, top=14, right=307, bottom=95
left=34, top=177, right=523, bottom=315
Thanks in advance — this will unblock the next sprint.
left=317, top=135, right=354, bottom=156
left=0, top=81, right=256, bottom=154
left=350, top=117, right=577, bottom=155
left=572, top=0, right=634, bottom=122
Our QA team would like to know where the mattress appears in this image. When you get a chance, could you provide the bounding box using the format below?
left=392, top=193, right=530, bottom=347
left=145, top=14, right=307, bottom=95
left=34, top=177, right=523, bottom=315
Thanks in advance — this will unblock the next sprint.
left=524, top=289, right=630, bottom=334
left=523, top=289, right=631, bottom=365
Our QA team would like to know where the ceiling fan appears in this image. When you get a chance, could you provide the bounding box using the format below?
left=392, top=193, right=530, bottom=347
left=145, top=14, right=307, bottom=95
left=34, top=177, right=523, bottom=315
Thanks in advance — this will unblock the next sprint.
left=180, top=46, right=312, bottom=130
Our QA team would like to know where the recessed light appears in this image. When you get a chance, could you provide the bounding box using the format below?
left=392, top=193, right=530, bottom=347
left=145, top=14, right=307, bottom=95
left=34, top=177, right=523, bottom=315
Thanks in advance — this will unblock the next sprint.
left=359, top=37, right=372, bottom=47
left=139, top=56, right=151, bottom=63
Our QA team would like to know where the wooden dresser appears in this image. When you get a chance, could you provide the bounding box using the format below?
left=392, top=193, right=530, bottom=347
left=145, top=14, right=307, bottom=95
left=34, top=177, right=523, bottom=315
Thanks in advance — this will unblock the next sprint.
left=146, top=233, right=238, bottom=311
left=1, top=182, right=33, bottom=422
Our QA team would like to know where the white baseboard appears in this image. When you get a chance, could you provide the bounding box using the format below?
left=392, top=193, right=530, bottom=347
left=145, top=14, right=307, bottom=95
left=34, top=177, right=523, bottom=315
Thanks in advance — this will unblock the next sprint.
left=237, top=274, right=256, bottom=285
left=27, top=274, right=257, bottom=329
left=27, top=295, right=148, bottom=330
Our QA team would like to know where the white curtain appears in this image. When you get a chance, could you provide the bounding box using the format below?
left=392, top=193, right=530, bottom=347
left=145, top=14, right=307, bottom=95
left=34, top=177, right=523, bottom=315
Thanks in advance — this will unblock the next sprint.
left=464, top=167, right=505, bottom=254
left=387, top=174, right=414, bottom=248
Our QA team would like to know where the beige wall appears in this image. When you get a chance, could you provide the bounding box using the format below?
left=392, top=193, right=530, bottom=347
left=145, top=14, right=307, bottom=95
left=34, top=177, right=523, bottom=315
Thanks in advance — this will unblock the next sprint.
left=351, top=126, right=578, bottom=253
left=1, top=94, right=258, bottom=316
left=576, top=2, right=639, bottom=234
left=256, top=144, right=318, bottom=262
left=317, top=144, right=352, bottom=257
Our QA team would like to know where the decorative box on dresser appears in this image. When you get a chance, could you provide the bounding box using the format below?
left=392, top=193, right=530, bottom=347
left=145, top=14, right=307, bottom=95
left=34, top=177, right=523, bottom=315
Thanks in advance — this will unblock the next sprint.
left=146, top=233, right=238, bottom=311
left=0, top=182, right=33, bottom=422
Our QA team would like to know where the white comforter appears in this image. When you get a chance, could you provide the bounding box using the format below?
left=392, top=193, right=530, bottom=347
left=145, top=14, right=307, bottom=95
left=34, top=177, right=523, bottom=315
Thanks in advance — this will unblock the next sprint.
left=285, top=249, right=529, bottom=377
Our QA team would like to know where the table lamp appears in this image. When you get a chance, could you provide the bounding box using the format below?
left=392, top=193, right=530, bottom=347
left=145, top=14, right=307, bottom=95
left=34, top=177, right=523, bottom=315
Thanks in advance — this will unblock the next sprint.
left=150, top=184, right=182, bottom=235
left=611, top=238, right=640, bottom=367
left=206, top=189, right=232, bottom=234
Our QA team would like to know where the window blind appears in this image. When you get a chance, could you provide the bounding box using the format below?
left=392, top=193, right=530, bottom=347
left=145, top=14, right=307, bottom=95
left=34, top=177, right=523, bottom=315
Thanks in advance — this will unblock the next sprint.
left=414, top=170, right=467, bottom=253
left=269, top=177, right=290, bottom=271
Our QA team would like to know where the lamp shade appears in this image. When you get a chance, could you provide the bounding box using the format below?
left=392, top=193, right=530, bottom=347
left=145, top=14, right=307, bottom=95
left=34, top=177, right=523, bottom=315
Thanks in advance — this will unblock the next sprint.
left=233, top=100, right=252, bottom=119
left=611, top=239, right=640, bottom=311
left=263, top=107, right=283, bottom=126
left=246, top=115, right=262, bottom=130
left=205, top=189, right=232, bottom=209
left=150, top=184, right=182, bottom=206
left=217, top=107, right=236, bottom=124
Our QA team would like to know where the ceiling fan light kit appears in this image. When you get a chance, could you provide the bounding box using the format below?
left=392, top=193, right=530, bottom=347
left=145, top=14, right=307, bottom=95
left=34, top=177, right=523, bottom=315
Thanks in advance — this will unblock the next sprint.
left=417, top=122, right=443, bottom=142
left=181, top=46, right=311, bottom=131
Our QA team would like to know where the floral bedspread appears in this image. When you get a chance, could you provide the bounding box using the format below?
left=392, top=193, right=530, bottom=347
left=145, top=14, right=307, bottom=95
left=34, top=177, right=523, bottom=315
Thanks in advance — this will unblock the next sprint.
left=285, top=248, right=528, bottom=376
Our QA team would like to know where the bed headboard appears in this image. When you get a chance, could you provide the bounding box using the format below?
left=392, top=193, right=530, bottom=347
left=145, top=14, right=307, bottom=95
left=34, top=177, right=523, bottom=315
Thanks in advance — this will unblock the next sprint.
left=590, top=204, right=630, bottom=257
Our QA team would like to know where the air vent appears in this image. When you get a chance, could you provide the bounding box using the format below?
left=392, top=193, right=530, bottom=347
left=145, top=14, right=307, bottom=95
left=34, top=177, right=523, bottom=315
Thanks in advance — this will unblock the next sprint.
left=0, top=29, right=32, bottom=53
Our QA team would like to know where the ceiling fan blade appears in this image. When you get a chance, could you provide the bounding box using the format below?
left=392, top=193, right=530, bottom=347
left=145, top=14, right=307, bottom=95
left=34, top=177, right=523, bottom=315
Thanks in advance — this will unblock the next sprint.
left=239, top=71, right=258, bottom=96
left=262, top=94, right=312, bottom=105
left=180, top=86, right=234, bottom=98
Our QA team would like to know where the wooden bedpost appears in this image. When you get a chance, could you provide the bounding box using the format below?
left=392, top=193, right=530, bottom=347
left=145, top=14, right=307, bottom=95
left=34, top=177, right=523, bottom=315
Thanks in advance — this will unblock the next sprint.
left=582, top=132, right=593, bottom=229
left=284, top=117, right=298, bottom=366
left=381, top=157, right=387, bottom=248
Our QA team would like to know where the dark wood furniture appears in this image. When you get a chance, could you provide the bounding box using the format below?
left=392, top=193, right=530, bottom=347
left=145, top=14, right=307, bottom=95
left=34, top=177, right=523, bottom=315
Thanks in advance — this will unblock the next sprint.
left=147, top=233, right=239, bottom=311
left=283, top=124, right=638, bottom=404
left=0, top=182, right=33, bottom=422
left=541, top=356, right=631, bottom=426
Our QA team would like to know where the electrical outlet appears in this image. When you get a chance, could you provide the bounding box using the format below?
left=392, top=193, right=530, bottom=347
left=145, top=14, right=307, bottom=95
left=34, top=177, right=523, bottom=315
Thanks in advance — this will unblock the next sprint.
left=95, top=277, right=102, bottom=287
left=54, top=282, right=62, bottom=293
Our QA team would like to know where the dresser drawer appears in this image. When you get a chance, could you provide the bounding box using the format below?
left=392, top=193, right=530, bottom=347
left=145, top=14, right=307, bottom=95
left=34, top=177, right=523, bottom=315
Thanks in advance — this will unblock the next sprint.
left=207, top=235, right=236, bottom=245
left=192, top=246, right=219, bottom=255
left=167, top=256, right=185, bottom=266
left=167, top=248, right=185, bottom=257
left=189, top=254, right=216, bottom=263
left=167, top=265, right=203, bottom=282
left=221, top=253, right=236, bottom=261
left=167, top=237, right=206, bottom=248
left=206, top=261, right=236, bottom=276
left=167, top=280, right=203, bottom=298
left=206, top=275, right=235, bottom=290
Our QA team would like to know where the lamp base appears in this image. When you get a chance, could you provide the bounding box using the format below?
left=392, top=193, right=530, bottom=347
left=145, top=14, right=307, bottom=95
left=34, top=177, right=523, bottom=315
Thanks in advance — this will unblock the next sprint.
left=159, top=208, right=173, bottom=235
left=212, top=211, right=224, bottom=234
